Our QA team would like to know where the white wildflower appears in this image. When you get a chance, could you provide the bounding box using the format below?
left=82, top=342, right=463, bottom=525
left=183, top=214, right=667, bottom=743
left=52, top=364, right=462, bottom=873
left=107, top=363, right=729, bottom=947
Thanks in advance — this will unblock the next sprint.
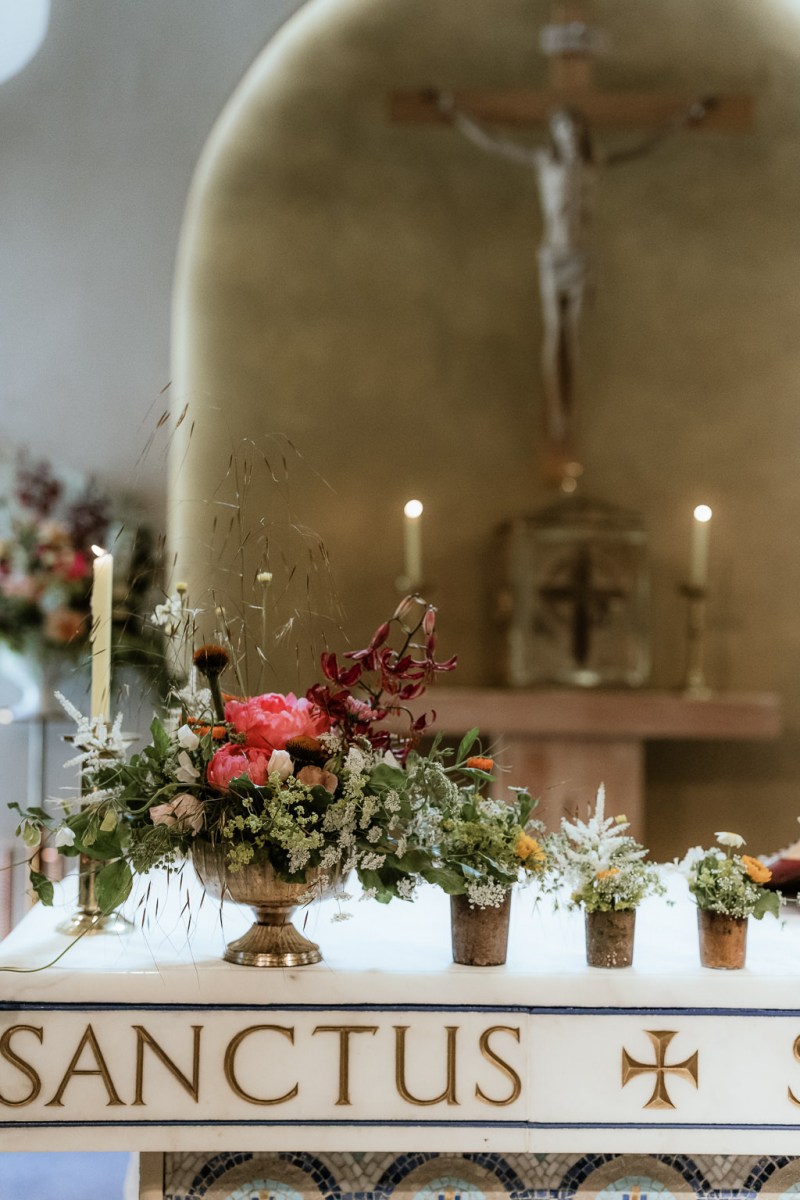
left=320, top=731, right=343, bottom=755
left=151, top=593, right=185, bottom=636
left=175, top=751, right=200, bottom=785
left=345, top=746, right=366, bottom=776
left=54, top=825, right=76, bottom=848
left=366, top=826, right=382, bottom=843
left=359, top=852, right=386, bottom=871
left=715, top=831, right=746, bottom=849
left=384, top=790, right=401, bottom=814
left=331, top=911, right=353, bottom=923
left=177, top=724, right=200, bottom=751
left=267, top=749, right=293, bottom=782
left=57, top=694, right=127, bottom=768
left=382, top=749, right=402, bottom=769
left=677, top=845, right=709, bottom=877
left=288, top=846, right=312, bottom=874
left=360, top=887, right=377, bottom=902
left=465, top=878, right=508, bottom=909
left=396, top=877, right=417, bottom=900
left=174, top=685, right=214, bottom=721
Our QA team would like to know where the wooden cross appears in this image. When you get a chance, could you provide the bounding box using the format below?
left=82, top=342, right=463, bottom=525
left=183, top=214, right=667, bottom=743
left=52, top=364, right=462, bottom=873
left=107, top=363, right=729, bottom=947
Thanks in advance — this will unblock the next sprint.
left=390, top=2, right=752, bottom=484
left=390, top=2, right=752, bottom=131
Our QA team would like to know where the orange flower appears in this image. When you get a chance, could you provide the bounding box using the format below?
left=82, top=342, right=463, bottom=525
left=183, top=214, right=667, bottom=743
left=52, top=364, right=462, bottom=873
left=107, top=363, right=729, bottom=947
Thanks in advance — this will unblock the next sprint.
left=515, top=832, right=545, bottom=864
left=188, top=721, right=228, bottom=741
left=466, top=756, right=494, bottom=773
left=596, top=867, right=620, bottom=880
left=742, top=855, right=772, bottom=885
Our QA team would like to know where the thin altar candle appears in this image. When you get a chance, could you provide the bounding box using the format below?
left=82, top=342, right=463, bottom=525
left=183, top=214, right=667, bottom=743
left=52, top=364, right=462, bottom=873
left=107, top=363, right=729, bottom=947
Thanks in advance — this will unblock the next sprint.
left=403, top=499, right=424, bottom=588
left=90, top=545, right=113, bottom=720
left=690, top=505, right=712, bottom=588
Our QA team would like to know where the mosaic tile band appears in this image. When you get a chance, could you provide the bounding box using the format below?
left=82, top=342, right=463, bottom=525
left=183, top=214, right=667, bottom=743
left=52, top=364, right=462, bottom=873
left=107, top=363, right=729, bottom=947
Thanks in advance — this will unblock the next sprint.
left=162, top=1151, right=800, bottom=1200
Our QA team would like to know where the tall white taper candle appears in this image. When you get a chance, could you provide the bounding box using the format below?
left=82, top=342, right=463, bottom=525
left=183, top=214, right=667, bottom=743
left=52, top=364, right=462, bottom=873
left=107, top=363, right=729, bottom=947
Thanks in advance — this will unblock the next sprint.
left=403, top=499, right=423, bottom=588
left=90, top=546, right=113, bottom=719
left=690, top=505, right=712, bottom=588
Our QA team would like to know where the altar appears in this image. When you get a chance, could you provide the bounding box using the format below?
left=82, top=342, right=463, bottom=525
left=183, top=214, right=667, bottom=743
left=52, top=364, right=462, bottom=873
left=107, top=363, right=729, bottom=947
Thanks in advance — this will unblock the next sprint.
left=3, top=870, right=800, bottom=1198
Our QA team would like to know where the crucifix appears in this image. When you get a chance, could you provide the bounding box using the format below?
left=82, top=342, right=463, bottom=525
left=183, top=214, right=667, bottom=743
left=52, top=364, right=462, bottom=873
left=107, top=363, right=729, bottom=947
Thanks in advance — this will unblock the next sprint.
left=391, top=2, right=753, bottom=488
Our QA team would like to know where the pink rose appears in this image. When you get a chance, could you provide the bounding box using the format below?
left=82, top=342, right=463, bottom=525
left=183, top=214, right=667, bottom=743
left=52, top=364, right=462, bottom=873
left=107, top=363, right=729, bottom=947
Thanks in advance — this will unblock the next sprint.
left=297, top=765, right=338, bottom=795
left=224, top=692, right=331, bottom=752
left=150, top=792, right=205, bottom=835
left=206, top=743, right=271, bottom=792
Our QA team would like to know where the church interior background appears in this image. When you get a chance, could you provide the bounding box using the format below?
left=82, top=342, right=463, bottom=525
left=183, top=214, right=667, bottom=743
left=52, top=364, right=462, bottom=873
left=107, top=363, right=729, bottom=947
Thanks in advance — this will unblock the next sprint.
left=2, top=0, right=800, bottom=1196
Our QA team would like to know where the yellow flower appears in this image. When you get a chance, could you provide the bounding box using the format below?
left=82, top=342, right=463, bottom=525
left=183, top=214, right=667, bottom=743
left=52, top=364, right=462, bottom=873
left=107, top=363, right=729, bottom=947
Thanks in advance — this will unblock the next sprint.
left=515, top=832, right=545, bottom=865
left=596, top=867, right=620, bottom=880
left=741, top=854, right=772, bottom=885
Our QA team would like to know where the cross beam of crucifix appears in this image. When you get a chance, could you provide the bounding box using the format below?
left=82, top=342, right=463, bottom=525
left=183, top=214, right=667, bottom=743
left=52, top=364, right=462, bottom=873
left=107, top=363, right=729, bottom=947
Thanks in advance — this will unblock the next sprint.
left=390, top=2, right=753, bottom=487
left=390, top=2, right=753, bottom=130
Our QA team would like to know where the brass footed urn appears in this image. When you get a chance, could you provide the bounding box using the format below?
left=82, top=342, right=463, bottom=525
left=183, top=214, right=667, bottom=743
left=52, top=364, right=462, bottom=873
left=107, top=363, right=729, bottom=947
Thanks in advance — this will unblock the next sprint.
left=192, top=841, right=327, bottom=967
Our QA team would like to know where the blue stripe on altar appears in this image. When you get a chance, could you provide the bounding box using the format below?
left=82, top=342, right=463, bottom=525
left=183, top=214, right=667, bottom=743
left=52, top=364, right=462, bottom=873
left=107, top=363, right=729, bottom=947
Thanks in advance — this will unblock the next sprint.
left=2, top=1118, right=800, bottom=1129
left=1, top=1001, right=800, bottom=1016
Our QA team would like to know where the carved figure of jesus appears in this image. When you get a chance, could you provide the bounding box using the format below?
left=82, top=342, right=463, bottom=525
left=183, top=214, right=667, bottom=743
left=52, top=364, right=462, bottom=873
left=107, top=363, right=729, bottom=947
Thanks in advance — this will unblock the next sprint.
left=437, top=93, right=713, bottom=479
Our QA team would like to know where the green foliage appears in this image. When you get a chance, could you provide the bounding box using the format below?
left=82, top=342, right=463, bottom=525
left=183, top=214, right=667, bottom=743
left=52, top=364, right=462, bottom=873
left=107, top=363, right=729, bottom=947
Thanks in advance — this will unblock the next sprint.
left=406, top=745, right=551, bottom=909
left=685, top=847, right=780, bottom=920
left=29, top=871, right=54, bottom=907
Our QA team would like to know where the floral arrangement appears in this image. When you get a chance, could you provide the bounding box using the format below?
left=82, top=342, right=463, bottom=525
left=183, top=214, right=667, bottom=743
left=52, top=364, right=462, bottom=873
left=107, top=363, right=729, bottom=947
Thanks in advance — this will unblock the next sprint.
left=13, top=595, right=459, bottom=914
left=681, top=831, right=780, bottom=920
left=0, top=453, right=157, bottom=663
left=408, top=734, right=550, bottom=909
left=551, top=785, right=664, bottom=913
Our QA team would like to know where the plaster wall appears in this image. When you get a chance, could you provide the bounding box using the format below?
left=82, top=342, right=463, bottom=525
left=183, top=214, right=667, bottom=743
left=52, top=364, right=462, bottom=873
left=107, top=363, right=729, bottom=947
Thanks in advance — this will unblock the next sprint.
left=170, top=0, right=800, bottom=859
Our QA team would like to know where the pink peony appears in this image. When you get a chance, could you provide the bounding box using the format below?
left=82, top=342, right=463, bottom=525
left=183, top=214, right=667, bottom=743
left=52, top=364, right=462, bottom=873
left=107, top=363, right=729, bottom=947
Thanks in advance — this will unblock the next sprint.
left=206, top=744, right=271, bottom=792
left=150, top=792, right=205, bottom=835
left=297, top=765, right=338, bottom=795
left=224, top=692, right=331, bottom=752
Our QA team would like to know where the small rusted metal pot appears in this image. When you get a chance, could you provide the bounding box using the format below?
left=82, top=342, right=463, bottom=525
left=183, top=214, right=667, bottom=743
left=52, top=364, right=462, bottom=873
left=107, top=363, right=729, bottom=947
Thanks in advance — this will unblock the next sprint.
left=450, top=892, right=511, bottom=966
left=697, top=908, right=747, bottom=969
left=585, top=908, right=635, bottom=968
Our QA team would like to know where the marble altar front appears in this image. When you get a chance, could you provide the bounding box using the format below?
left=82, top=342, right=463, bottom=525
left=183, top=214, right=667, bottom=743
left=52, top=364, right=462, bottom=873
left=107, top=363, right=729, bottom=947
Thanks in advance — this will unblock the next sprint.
left=1, top=870, right=800, bottom=1169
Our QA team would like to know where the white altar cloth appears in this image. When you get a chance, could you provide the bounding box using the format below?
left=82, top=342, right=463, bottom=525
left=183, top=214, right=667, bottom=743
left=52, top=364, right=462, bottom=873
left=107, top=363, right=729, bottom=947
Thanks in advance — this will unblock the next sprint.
left=1, top=869, right=800, bottom=1154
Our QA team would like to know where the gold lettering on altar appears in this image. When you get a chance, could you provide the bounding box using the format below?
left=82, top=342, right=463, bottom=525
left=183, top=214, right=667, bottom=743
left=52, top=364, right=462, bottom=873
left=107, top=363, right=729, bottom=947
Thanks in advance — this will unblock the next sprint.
left=786, top=1034, right=800, bottom=1106
left=394, top=1025, right=459, bottom=1106
left=132, top=1024, right=203, bottom=1105
left=621, top=1030, right=699, bottom=1110
left=45, top=1024, right=124, bottom=1108
left=223, top=1024, right=299, bottom=1105
left=312, top=1025, right=378, bottom=1105
left=475, top=1025, right=522, bottom=1106
left=0, top=1025, right=43, bottom=1107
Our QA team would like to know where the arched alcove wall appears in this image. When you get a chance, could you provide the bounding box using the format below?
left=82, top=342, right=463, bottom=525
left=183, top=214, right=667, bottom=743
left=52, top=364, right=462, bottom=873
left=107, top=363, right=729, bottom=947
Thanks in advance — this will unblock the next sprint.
left=169, top=0, right=800, bottom=857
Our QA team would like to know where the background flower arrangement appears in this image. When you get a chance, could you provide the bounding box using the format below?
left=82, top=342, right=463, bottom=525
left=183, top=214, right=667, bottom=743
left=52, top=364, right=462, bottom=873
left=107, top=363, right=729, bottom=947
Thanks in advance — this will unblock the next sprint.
left=0, top=452, right=158, bottom=667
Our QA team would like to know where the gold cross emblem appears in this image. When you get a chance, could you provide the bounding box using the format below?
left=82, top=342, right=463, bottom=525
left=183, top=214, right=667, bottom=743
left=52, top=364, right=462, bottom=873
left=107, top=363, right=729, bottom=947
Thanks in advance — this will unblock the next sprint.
left=621, top=1029, right=699, bottom=1110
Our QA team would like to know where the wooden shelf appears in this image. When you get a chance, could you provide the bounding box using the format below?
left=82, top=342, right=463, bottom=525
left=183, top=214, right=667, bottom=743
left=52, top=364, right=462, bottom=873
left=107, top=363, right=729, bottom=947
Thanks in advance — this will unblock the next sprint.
left=412, top=688, right=782, bottom=742
left=405, top=688, right=782, bottom=835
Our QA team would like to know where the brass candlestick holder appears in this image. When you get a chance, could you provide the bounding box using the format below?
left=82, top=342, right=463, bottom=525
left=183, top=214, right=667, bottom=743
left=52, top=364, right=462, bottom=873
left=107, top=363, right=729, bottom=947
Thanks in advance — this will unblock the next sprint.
left=680, top=582, right=712, bottom=699
left=58, top=858, right=134, bottom=937
left=57, top=732, right=137, bottom=937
